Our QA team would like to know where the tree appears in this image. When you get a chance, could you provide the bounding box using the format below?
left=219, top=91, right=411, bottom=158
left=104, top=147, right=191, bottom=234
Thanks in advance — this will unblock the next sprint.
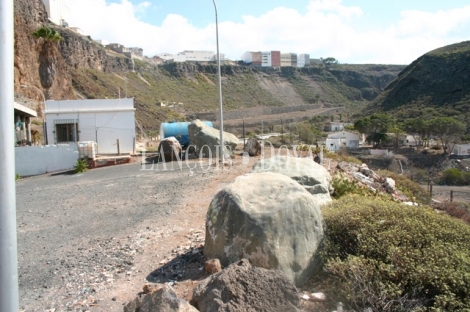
left=354, top=114, right=395, bottom=147
left=428, top=117, right=466, bottom=154
left=403, top=117, right=429, bottom=149
left=32, top=26, right=63, bottom=99
left=321, top=57, right=339, bottom=66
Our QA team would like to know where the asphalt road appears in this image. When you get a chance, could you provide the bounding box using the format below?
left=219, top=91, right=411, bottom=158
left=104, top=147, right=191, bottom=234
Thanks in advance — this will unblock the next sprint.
left=15, top=160, right=218, bottom=311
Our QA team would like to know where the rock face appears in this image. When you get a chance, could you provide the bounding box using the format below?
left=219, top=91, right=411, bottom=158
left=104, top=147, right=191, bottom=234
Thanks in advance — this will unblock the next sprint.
left=124, top=285, right=198, bottom=312
left=244, top=137, right=261, bottom=156
left=14, top=0, right=132, bottom=103
left=158, top=137, right=182, bottom=162
left=14, top=0, right=74, bottom=101
left=252, top=156, right=332, bottom=206
left=188, top=119, right=239, bottom=157
left=204, top=172, right=324, bottom=287
left=192, top=259, right=301, bottom=312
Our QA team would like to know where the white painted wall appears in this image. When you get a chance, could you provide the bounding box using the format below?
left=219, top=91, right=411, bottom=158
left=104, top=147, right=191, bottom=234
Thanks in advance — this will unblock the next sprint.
left=44, top=98, right=136, bottom=155
left=452, top=144, right=470, bottom=155
left=183, top=50, right=215, bottom=62
left=15, top=144, right=79, bottom=177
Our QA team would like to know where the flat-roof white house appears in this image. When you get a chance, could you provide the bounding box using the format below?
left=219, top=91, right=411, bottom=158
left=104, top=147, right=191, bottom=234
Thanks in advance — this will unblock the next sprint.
left=44, top=98, right=136, bottom=155
left=326, top=130, right=360, bottom=151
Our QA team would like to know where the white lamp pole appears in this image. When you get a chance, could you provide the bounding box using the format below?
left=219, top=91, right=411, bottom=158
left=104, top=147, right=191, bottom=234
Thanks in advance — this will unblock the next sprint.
left=212, top=0, right=224, bottom=162
left=0, top=0, right=19, bottom=310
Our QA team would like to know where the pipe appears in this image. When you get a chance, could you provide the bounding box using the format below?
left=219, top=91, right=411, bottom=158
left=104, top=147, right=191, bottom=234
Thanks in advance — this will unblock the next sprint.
left=212, top=0, right=224, bottom=162
left=0, top=0, right=20, bottom=310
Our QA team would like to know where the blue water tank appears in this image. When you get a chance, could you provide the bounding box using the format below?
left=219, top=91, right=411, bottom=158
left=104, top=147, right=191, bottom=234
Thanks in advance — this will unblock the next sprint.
left=160, top=121, right=213, bottom=147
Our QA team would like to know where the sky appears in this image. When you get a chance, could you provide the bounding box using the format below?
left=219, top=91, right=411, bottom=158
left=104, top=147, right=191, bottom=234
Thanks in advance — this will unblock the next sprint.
left=66, top=0, right=470, bottom=64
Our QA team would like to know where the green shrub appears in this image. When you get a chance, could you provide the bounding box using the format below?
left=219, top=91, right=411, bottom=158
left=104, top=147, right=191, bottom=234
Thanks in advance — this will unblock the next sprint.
left=322, top=195, right=470, bottom=311
left=74, top=159, right=88, bottom=173
left=15, top=174, right=21, bottom=181
left=331, top=174, right=375, bottom=199
left=441, top=168, right=466, bottom=185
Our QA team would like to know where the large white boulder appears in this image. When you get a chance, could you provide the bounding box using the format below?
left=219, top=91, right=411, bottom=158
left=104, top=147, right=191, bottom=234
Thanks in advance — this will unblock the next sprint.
left=252, top=156, right=332, bottom=206
left=204, top=172, right=325, bottom=287
left=188, top=119, right=239, bottom=157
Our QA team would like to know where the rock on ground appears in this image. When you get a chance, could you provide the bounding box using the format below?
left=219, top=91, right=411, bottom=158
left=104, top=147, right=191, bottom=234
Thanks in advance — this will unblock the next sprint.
left=192, top=259, right=301, bottom=312
left=158, top=137, right=182, bottom=162
left=124, top=284, right=198, bottom=312
left=204, top=172, right=324, bottom=287
left=188, top=119, right=239, bottom=157
left=244, top=137, right=262, bottom=156
left=252, top=155, right=332, bottom=206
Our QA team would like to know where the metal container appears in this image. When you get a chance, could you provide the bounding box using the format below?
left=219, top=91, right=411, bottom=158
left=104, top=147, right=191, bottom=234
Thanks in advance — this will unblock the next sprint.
left=160, top=121, right=213, bottom=147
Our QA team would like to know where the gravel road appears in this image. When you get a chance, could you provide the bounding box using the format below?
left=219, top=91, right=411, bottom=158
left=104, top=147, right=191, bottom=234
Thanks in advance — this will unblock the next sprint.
left=16, top=158, right=241, bottom=311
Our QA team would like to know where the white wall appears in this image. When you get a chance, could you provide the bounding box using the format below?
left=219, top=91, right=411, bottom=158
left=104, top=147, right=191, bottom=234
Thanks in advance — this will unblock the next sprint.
left=42, top=0, right=69, bottom=25
left=45, top=98, right=136, bottom=155
left=453, top=144, right=470, bottom=155
left=15, top=144, right=79, bottom=177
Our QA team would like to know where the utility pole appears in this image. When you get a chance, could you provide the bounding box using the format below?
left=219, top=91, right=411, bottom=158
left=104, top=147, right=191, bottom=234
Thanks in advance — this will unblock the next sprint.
left=212, top=0, right=224, bottom=162
left=0, top=0, right=20, bottom=310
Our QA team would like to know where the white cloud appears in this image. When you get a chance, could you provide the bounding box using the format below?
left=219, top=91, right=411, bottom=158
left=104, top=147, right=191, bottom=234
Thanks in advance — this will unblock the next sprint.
left=67, top=0, right=470, bottom=64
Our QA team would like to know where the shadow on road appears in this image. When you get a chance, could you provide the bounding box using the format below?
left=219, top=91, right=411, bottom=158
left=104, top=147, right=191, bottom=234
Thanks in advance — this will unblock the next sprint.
left=145, top=245, right=207, bottom=284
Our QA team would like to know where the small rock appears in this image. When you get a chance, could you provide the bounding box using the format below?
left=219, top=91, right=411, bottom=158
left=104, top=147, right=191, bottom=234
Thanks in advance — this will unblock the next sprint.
left=204, top=259, right=222, bottom=274
left=301, top=294, right=310, bottom=300
left=310, top=292, right=326, bottom=302
left=111, top=297, right=117, bottom=301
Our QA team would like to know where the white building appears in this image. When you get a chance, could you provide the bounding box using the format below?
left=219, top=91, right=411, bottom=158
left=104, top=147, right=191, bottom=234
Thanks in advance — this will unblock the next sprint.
left=262, top=51, right=272, bottom=67
left=452, top=144, right=470, bottom=156
left=327, top=122, right=353, bottom=132
left=402, top=134, right=420, bottom=147
left=297, top=54, right=310, bottom=67
left=42, top=0, right=70, bottom=26
left=326, top=130, right=360, bottom=151
left=182, top=50, right=215, bottom=62
left=44, top=98, right=136, bottom=155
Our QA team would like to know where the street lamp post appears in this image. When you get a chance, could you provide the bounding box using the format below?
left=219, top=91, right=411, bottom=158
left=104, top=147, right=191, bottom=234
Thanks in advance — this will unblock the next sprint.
left=212, top=0, right=224, bottom=162
left=0, top=0, right=19, bottom=310
left=21, top=84, right=47, bottom=144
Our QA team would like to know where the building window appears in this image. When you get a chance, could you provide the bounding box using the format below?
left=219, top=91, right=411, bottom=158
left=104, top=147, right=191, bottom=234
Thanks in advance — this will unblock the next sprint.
left=54, top=119, right=79, bottom=143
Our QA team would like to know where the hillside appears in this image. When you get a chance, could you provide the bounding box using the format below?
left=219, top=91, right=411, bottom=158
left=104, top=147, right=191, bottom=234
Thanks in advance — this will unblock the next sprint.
left=13, top=0, right=404, bottom=132
left=365, top=41, right=470, bottom=128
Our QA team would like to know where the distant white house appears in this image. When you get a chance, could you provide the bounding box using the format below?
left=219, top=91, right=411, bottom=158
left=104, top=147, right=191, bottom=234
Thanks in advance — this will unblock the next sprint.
left=44, top=98, right=136, bottom=155
left=327, top=122, right=353, bottom=132
left=452, top=143, right=470, bottom=156
left=326, top=130, right=360, bottom=151
left=402, top=134, right=420, bottom=147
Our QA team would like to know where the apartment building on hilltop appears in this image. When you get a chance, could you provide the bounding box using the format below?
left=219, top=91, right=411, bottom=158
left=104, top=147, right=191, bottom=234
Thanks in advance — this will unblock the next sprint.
left=242, top=51, right=309, bottom=68
left=297, top=54, right=310, bottom=68
left=281, top=53, right=297, bottom=67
